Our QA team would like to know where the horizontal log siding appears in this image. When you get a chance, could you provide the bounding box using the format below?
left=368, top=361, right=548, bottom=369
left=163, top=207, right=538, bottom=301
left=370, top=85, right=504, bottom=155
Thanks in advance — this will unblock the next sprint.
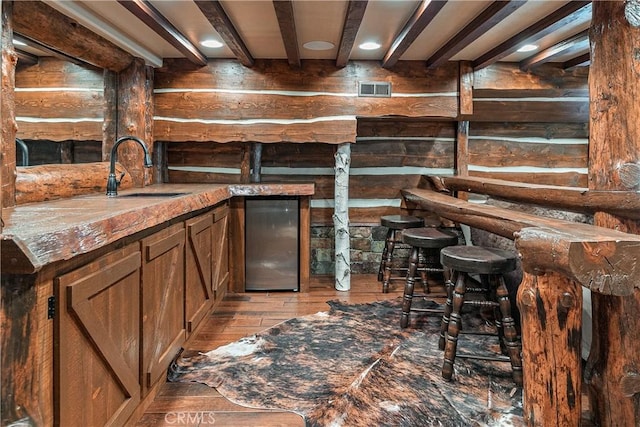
left=469, top=64, right=589, bottom=186
left=153, top=59, right=458, bottom=144
left=15, top=58, right=104, bottom=142
left=347, top=119, right=455, bottom=225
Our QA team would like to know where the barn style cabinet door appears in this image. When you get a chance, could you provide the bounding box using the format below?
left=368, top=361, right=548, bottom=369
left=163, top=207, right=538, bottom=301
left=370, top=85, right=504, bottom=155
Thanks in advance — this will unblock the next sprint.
left=185, top=212, right=214, bottom=339
left=212, top=202, right=229, bottom=303
left=55, top=243, right=142, bottom=427
left=140, top=222, right=186, bottom=393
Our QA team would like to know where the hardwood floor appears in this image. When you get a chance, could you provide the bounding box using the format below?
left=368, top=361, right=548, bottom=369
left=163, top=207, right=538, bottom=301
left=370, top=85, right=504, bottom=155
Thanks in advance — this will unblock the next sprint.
left=136, top=275, right=404, bottom=427
left=136, top=274, right=594, bottom=427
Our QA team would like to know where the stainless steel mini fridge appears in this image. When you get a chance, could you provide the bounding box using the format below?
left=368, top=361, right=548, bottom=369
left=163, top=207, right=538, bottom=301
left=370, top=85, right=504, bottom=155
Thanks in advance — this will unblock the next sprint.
left=245, top=197, right=299, bottom=291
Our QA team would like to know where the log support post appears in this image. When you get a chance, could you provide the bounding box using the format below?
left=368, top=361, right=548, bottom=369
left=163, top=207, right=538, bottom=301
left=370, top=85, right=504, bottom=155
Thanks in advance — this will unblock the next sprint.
left=334, top=143, right=350, bottom=291
left=517, top=271, right=583, bottom=426
left=113, top=58, right=154, bottom=187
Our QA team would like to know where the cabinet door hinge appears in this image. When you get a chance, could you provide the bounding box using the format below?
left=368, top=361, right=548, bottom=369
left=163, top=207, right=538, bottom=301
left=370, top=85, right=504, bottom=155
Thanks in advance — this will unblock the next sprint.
left=47, top=296, right=56, bottom=319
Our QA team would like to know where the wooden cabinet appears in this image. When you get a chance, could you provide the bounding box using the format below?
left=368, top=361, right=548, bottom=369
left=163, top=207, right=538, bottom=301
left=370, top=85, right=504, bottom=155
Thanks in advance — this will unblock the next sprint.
left=185, top=212, right=214, bottom=338
left=55, top=243, right=142, bottom=427
left=212, top=202, right=229, bottom=302
left=140, top=222, right=185, bottom=391
left=53, top=206, right=228, bottom=425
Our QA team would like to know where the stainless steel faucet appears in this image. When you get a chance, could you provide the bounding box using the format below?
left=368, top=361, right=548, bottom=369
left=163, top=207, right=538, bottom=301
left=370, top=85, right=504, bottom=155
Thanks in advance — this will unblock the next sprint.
left=106, top=136, right=153, bottom=197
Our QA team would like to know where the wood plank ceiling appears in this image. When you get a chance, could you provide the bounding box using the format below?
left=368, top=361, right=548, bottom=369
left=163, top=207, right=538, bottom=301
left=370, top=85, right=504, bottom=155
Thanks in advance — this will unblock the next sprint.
left=14, top=1, right=592, bottom=71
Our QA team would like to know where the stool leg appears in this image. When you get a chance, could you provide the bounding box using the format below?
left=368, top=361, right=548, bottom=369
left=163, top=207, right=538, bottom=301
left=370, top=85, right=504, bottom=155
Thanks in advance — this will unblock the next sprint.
left=494, top=275, right=523, bottom=386
left=439, top=270, right=457, bottom=350
left=417, top=248, right=430, bottom=293
left=400, top=246, right=419, bottom=328
left=378, top=228, right=392, bottom=282
left=382, top=229, right=397, bottom=293
left=442, top=272, right=467, bottom=381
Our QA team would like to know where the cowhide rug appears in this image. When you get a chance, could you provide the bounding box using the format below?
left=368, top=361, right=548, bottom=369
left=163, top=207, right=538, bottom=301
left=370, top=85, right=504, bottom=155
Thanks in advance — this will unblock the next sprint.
left=168, top=298, right=523, bottom=427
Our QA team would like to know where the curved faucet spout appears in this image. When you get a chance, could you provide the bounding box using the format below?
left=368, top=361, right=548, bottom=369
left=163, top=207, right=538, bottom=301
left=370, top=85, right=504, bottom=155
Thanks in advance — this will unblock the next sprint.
left=16, top=138, right=29, bottom=166
left=106, top=136, right=153, bottom=197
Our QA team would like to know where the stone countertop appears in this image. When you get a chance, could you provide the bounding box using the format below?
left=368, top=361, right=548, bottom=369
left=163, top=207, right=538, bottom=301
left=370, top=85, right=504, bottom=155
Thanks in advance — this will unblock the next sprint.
left=1, top=182, right=315, bottom=274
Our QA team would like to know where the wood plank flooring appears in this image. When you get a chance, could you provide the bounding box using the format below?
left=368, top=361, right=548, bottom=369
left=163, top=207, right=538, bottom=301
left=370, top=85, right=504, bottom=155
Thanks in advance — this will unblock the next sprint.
left=136, top=275, right=403, bottom=427
left=136, top=274, right=594, bottom=427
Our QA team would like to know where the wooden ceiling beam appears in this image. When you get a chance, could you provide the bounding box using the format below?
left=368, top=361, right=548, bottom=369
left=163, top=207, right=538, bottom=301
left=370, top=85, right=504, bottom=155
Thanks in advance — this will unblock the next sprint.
left=12, top=1, right=133, bottom=72
left=117, top=0, right=207, bottom=67
left=336, top=0, right=369, bottom=68
left=472, top=1, right=591, bottom=70
left=382, top=0, right=447, bottom=69
left=563, top=52, right=590, bottom=70
left=13, top=33, right=97, bottom=69
left=520, top=29, right=590, bottom=71
left=273, top=0, right=301, bottom=68
left=194, top=0, right=254, bottom=67
left=426, top=0, right=526, bottom=69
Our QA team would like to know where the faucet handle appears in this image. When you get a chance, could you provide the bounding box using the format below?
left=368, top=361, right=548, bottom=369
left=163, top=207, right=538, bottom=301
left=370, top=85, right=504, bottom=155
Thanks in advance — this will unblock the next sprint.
left=117, top=171, right=126, bottom=186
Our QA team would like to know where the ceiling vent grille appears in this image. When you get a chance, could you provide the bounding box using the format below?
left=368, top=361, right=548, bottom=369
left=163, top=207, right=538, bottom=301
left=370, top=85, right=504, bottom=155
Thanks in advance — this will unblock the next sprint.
left=358, top=81, right=392, bottom=97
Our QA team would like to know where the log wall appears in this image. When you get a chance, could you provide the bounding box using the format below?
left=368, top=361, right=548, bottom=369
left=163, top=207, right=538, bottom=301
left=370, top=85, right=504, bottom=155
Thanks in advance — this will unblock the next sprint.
left=154, top=59, right=459, bottom=144
left=469, top=63, right=590, bottom=187
left=14, top=58, right=104, bottom=163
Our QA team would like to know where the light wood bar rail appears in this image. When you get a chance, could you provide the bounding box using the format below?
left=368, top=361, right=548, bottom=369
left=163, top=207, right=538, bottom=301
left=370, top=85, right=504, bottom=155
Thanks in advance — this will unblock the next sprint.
left=402, top=179, right=640, bottom=427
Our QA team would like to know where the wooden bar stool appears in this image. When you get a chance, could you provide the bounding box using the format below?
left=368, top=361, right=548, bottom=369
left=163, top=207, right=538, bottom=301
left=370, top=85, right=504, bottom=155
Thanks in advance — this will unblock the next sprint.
left=438, top=246, right=523, bottom=386
left=378, top=215, right=425, bottom=293
left=400, top=227, right=458, bottom=328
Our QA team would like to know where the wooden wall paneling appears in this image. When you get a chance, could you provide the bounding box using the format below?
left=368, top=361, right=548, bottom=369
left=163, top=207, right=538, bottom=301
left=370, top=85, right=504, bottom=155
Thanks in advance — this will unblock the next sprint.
left=472, top=63, right=589, bottom=123
left=473, top=62, right=589, bottom=97
left=167, top=170, right=243, bottom=184
left=356, top=118, right=457, bottom=138
left=154, top=59, right=458, bottom=143
left=260, top=142, right=336, bottom=167
left=468, top=138, right=587, bottom=168
left=2, top=1, right=16, bottom=208
left=472, top=98, right=589, bottom=122
left=154, top=119, right=358, bottom=144
left=15, top=58, right=105, bottom=142
left=470, top=121, right=589, bottom=139
left=468, top=121, right=588, bottom=186
left=587, top=2, right=640, bottom=425
left=351, top=138, right=454, bottom=168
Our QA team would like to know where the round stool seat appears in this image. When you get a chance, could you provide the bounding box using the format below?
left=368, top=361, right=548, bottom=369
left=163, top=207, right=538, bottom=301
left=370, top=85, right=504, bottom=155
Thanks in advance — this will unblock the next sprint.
left=380, top=215, right=424, bottom=230
left=440, top=246, right=517, bottom=275
left=402, top=228, right=458, bottom=249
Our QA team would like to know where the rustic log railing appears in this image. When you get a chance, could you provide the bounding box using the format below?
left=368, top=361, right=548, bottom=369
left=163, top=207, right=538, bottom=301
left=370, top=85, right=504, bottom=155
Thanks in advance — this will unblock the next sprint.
left=402, top=178, right=640, bottom=426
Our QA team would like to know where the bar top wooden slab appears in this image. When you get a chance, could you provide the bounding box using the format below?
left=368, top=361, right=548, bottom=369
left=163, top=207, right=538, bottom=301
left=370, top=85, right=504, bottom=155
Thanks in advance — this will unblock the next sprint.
left=402, top=187, right=640, bottom=296
left=2, top=182, right=315, bottom=274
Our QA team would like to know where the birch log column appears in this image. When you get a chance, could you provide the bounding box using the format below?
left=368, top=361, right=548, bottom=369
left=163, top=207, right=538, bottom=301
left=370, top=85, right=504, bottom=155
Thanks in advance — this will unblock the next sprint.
left=586, top=2, right=640, bottom=425
left=334, top=143, right=351, bottom=291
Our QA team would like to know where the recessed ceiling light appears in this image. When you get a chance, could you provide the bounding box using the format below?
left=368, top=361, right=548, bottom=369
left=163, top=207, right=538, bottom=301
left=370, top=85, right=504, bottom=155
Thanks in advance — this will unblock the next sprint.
left=13, top=39, right=27, bottom=47
left=517, top=44, right=538, bottom=53
left=201, top=39, right=223, bottom=48
left=359, top=41, right=381, bottom=51
left=303, top=40, right=335, bottom=51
